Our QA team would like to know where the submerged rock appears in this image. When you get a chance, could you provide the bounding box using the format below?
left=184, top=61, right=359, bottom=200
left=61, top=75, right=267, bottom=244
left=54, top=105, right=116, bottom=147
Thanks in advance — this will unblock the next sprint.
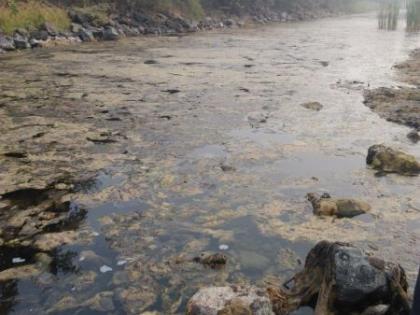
left=187, top=285, right=274, bottom=315
left=306, top=193, right=371, bottom=218
left=300, top=101, right=323, bottom=111
left=193, top=252, right=227, bottom=269
left=366, top=144, right=420, bottom=176
left=247, top=111, right=269, bottom=127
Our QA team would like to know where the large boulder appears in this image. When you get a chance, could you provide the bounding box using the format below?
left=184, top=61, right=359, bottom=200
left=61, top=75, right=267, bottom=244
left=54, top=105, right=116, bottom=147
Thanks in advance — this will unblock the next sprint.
left=187, top=285, right=274, bottom=315
left=268, top=241, right=410, bottom=315
left=0, top=35, right=15, bottom=51
left=102, top=26, right=119, bottom=41
left=13, top=33, right=30, bottom=49
left=306, top=193, right=371, bottom=218
left=367, top=144, right=420, bottom=175
left=30, top=30, right=49, bottom=41
left=78, top=28, right=95, bottom=42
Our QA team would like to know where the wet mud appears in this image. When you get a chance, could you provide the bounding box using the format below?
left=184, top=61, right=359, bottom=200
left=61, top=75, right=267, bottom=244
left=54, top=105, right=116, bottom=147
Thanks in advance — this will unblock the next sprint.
left=364, top=49, right=420, bottom=130
left=0, top=13, right=419, bottom=315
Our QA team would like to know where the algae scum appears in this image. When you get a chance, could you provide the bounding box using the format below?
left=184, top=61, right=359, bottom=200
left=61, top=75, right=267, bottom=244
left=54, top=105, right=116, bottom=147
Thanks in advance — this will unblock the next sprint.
left=0, top=13, right=419, bottom=315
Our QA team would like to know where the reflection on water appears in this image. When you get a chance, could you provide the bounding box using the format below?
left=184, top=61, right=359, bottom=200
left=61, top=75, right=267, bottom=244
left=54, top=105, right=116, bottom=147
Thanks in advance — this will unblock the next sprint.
left=378, top=0, right=400, bottom=30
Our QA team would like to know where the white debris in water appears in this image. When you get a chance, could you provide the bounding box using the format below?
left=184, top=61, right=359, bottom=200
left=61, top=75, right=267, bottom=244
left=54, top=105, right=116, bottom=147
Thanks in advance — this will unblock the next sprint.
left=91, top=231, right=100, bottom=237
left=100, top=265, right=113, bottom=273
left=117, top=260, right=127, bottom=266
left=12, top=257, right=26, bottom=264
left=79, top=256, right=86, bottom=262
left=219, top=244, right=229, bottom=251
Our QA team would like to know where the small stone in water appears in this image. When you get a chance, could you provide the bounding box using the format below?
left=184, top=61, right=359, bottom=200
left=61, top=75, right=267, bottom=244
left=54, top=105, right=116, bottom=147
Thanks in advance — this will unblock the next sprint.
left=117, top=260, right=127, bottom=266
left=100, top=265, right=113, bottom=273
left=12, top=257, right=26, bottom=264
left=219, top=244, right=229, bottom=251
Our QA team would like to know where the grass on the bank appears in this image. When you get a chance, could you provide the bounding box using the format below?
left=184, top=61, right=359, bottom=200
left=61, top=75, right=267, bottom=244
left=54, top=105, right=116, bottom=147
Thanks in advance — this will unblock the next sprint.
left=71, top=3, right=110, bottom=27
left=0, top=1, right=70, bottom=35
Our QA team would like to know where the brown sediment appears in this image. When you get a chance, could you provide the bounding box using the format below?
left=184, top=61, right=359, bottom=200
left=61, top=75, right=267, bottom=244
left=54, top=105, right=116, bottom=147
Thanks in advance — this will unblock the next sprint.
left=364, top=49, right=420, bottom=130
left=0, top=14, right=419, bottom=314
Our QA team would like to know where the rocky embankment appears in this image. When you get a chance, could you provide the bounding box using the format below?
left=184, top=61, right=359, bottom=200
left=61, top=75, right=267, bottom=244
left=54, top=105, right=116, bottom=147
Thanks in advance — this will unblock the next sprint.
left=364, top=49, right=420, bottom=139
left=0, top=5, right=341, bottom=54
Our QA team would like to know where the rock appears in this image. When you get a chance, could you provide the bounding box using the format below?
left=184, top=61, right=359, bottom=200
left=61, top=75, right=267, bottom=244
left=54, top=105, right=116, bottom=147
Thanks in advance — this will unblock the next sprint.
left=41, top=22, right=57, bottom=36
left=0, top=35, right=16, bottom=51
left=102, top=26, right=119, bottom=41
left=360, top=305, right=389, bottom=315
left=407, top=130, right=420, bottom=143
left=79, top=250, right=105, bottom=265
left=78, top=28, right=95, bottom=42
left=193, top=252, right=227, bottom=269
left=13, top=33, right=30, bottom=49
left=224, top=19, right=236, bottom=27
left=366, top=144, right=420, bottom=176
left=29, top=38, right=43, bottom=48
left=268, top=241, right=409, bottom=315
left=247, top=112, right=269, bottom=127
left=30, top=30, right=49, bottom=41
left=306, top=193, right=371, bottom=218
left=82, top=291, right=115, bottom=312
left=187, top=285, right=274, bottom=315
left=300, top=101, right=323, bottom=111
left=70, top=23, right=83, bottom=33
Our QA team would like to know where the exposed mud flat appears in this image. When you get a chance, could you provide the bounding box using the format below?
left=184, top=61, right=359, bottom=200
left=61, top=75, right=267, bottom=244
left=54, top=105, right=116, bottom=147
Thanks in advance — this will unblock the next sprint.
left=364, top=49, right=420, bottom=130
left=0, top=14, right=419, bottom=314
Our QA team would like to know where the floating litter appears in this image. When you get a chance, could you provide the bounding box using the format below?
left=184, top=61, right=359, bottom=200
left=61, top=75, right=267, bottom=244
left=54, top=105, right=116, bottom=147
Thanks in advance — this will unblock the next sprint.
left=100, top=265, right=113, bottom=273
left=92, top=231, right=100, bottom=237
left=219, top=244, right=229, bottom=251
left=12, top=257, right=26, bottom=264
left=117, top=260, right=127, bottom=266
left=79, top=256, right=86, bottom=262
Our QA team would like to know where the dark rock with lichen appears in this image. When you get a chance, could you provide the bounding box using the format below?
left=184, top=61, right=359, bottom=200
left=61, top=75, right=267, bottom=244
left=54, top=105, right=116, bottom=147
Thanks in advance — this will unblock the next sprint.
left=366, top=144, right=420, bottom=176
left=306, top=192, right=371, bottom=218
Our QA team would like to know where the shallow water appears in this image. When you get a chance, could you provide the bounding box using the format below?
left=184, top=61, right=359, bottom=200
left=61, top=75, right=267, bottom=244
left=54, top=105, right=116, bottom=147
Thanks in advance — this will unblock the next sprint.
left=0, top=13, right=419, bottom=315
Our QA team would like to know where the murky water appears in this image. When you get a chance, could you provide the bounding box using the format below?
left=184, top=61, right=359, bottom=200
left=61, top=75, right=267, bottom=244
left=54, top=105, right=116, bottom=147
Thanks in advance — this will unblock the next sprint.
left=0, top=13, right=420, bottom=315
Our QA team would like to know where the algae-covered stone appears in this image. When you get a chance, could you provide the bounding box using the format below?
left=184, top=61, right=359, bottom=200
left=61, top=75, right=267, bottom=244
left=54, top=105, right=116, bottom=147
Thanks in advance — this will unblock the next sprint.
left=307, top=193, right=371, bottom=218
left=300, top=101, right=323, bottom=111
left=367, top=144, right=420, bottom=176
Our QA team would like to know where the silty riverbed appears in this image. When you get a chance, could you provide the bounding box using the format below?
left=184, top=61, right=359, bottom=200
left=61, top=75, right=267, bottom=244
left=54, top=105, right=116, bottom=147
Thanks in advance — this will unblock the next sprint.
left=0, top=13, right=419, bottom=315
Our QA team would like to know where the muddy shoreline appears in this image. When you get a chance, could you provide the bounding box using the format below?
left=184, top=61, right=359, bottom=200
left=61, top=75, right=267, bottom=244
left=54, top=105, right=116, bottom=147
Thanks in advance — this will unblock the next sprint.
left=364, top=49, right=420, bottom=133
left=0, top=6, right=350, bottom=55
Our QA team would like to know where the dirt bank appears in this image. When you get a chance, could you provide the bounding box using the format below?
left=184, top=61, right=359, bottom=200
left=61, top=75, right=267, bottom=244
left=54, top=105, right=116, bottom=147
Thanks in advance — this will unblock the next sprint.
left=0, top=0, right=374, bottom=54
left=364, top=49, right=420, bottom=131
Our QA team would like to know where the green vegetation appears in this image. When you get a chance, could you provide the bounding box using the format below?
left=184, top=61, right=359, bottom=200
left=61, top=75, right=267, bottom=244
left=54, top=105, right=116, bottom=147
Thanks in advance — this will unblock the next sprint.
left=71, top=3, right=110, bottom=26
left=0, top=0, right=380, bottom=36
left=0, top=0, right=70, bottom=34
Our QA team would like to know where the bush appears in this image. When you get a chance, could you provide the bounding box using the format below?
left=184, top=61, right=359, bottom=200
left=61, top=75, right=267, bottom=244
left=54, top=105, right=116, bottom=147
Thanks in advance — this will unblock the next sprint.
left=0, top=0, right=71, bottom=34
